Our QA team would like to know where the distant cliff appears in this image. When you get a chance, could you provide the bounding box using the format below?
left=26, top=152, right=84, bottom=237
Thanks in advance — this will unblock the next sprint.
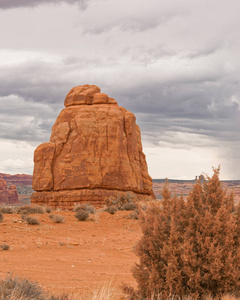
left=0, top=173, right=33, bottom=186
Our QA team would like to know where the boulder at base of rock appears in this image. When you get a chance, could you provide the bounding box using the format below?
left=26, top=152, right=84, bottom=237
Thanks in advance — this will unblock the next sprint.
left=31, top=84, right=155, bottom=209
left=0, top=178, right=19, bottom=204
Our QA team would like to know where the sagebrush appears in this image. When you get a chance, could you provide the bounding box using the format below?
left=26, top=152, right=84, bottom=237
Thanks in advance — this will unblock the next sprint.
left=0, top=206, right=14, bottom=214
left=0, top=274, right=74, bottom=299
left=17, top=205, right=45, bottom=215
left=25, top=216, right=40, bottom=225
left=104, top=192, right=137, bottom=214
left=73, top=203, right=96, bottom=214
left=49, top=214, right=65, bottom=223
left=75, top=209, right=89, bottom=221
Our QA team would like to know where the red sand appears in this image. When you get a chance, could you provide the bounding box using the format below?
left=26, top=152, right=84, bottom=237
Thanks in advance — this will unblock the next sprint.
left=0, top=211, right=141, bottom=298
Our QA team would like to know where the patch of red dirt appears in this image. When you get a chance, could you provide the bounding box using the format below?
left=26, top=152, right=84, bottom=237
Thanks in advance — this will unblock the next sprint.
left=0, top=211, right=141, bottom=297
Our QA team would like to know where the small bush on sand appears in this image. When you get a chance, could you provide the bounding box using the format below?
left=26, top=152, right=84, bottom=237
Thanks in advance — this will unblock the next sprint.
left=0, top=212, right=3, bottom=223
left=127, top=209, right=140, bottom=220
left=73, top=203, right=96, bottom=214
left=0, top=274, right=75, bottom=299
left=25, top=216, right=40, bottom=225
left=0, top=274, right=46, bottom=300
left=0, top=206, right=14, bottom=214
left=20, top=209, right=29, bottom=217
left=121, top=202, right=137, bottom=211
left=105, top=192, right=137, bottom=213
left=104, top=205, right=117, bottom=215
left=17, top=205, right=45, bottom=215
left=0, top=244, right=10, bottom=251
left=45, top=206, right=52, bottom=213
left=75, top=209, right=89, bottom=221
left=49, top=214, right=65, bottom=223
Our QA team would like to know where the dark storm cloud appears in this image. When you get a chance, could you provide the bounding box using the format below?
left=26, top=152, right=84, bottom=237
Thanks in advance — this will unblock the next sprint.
left=0, top=95, right=58, bottom=143
left=119, top=82, right=239, bottom=121
left=0, top=59, right=75, bottom=144
left=0, top=0, right=88, bottom=9
left=1, top=55, right=239, bottom=149
left=0, top=60, right=72, bottom=104
left=110, top=73, right=240, bottom=148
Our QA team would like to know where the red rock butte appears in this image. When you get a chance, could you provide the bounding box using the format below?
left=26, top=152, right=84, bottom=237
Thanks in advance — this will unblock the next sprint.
left=31, top=84, right=155, bottom=209
left=0, top=178, right=19, bottom=204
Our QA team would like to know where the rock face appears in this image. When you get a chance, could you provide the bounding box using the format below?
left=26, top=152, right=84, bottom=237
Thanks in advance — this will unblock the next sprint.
left=0, top=178, right=19, bottom=204
left=31, top=84, right=155, bottom=209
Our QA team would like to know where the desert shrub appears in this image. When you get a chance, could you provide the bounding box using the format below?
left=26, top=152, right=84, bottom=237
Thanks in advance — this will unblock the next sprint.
left=104, top=205, right=118, bottom=215
left=17, top=205, right=45, bottom=214
left=49, top=214, right=65, bottom=223
left=127, top=209, right=140, bottom=220
left=20, top=211, right=29, bottom=221
left=0, top=274, right=76, bottom=300
left=75, top=209, right=89, bottom=221
left=127, top=167, right=240, bottom=299
left=122, top=202, right=137, bottom=211
left=25, top=216, right=40, bottom=225
left=0, top=244, right=10, bottom=251
left=0, top=212, right=3, bottom=223
left=0, top=206, right=14, bottom=214
left=105, top=192, right=137, bottom=212
left=73, top=202, right=96, bottom=214
left=45, top=206, right=52, bottom=213
left=0, top=274, right=46, bottom=299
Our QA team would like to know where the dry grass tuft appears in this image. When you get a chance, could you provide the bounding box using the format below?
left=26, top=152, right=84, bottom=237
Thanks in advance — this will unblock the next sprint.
left=0, top=244, right=10, bottom=251
left=49, top=214, right=65, bottom=223
left=0, top=206, right=15, bottom=214
left=17, top=205, right=45, bottom=215
left=0, top=274, right=77, bottom=300
left=73, top=203, right=96, bottom=214
left=0, top=274, right=46, bottom=300
left=25, top=216, right=40, bottom=225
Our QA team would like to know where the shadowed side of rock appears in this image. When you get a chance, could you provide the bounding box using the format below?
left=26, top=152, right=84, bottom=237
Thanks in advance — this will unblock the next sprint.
left=31, top=84, right=155, bottom=209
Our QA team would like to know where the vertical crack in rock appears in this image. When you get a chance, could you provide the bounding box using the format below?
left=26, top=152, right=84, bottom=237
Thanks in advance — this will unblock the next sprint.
left=31, top=84, right=155, bottom=209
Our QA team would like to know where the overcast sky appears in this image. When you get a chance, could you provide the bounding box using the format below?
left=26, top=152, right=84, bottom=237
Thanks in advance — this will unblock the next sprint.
left=0, top=0, right=239, bottom=180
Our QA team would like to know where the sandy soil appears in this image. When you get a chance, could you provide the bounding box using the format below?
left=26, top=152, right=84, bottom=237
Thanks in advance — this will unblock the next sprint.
left=0, top=211, right=141, bottom=298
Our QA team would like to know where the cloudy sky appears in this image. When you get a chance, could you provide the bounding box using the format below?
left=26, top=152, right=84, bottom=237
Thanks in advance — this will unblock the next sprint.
left=0, top=0, right=239, bottom=180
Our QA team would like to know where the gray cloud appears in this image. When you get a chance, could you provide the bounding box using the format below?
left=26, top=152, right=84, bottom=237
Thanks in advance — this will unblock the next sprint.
left=0, top=0, right=88, bottom=9
left=0, top=55, right=239, bottom=151
left=0, top=0, right=240, bottom=178
left=0, top=60, right=72, bottom=104
left=0, top=95, right=57, bottom=144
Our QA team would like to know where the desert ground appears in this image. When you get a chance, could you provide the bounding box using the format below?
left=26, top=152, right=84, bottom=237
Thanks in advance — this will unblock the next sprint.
left=0, top=210, right=140, bottom=299
left=1, top=174, right=240, bottom=298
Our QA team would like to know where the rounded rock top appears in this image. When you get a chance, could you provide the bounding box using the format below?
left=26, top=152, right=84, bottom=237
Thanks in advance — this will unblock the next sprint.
left=64, top=84, right=118, bottom=107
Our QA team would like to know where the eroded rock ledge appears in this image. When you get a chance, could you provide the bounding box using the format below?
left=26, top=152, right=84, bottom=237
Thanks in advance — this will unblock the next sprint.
left=31, top=84, right=155, bottom=209
left=31, top=189, right=154, bottom=209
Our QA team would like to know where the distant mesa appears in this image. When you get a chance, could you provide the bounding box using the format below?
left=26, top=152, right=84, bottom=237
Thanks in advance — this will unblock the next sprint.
left=0, top=178, right=19, bottom=204
left=0, top=173, right=33, bottom=186
left=31, top=84, right=155, bottom=209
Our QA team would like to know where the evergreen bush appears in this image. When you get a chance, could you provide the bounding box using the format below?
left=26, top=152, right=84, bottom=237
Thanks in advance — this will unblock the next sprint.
left=128, top=167, right=240, bottom=299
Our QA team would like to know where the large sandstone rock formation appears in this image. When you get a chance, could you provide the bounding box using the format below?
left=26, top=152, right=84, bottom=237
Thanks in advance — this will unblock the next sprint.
left=0, top=178, right=19, bottom=204
left=31, top=84, right=155, bottom=209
